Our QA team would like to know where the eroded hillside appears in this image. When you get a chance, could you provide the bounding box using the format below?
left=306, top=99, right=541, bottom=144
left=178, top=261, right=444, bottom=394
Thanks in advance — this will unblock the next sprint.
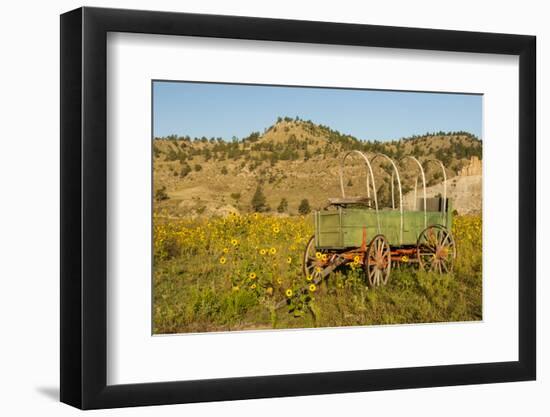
left=153, top=118, right=482, bottom=217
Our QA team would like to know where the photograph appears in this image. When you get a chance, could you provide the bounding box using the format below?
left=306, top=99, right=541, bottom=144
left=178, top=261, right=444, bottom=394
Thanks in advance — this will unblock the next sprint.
left=152, top=81, right=483, bottom=334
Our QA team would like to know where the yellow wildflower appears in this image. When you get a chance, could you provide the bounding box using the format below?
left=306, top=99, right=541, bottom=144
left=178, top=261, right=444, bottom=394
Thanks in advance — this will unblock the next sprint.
left=285, top=289, right=293, bottom=297
left=287, top=257, right=292, bottom=264
left=269, top=247, right=277, bottom=255
left=223, top=247, right=229, bottom=254
left=231, top=239, right=238, bottom=246
left=249, top=272, right=257, bottom=280
left=219, top=257, right=227, bottom=265
left=260, top=248, right=267, bottom=256
left=250, top=283, right=257, bottom=290
left=309, top=284, right=316, bottom=292
left=315, top=252, right=322, bottom=259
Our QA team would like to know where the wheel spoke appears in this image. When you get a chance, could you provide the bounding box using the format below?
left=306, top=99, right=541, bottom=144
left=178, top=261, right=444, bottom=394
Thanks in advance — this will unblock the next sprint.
left=437, top=229, right=445, bottom=246
left=441, top=233, right=451, bottom=247
left=369, top=266, right=376, bottom=280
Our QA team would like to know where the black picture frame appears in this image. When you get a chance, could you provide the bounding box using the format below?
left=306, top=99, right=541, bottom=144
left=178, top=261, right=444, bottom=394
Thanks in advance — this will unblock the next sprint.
left=60, top=6, right=536, bottom=410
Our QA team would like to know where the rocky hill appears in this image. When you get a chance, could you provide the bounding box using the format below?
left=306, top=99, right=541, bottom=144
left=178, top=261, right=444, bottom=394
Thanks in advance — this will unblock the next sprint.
left=153, top=118, right=482, bottom=217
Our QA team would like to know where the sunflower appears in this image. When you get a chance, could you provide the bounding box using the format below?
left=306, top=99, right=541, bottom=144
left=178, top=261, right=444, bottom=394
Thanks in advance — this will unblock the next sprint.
left=306, top=275, right=313, bottom=282
left=401, top=255, right=409, bottom=263
left=273, top=226, right=280, bottom=233
left=285, top=289, right=293, bottom=297
left=259, top=248, right=267, bottom=255
left=250, top=283, right=257, bottom=290
left=219, top=257, right=227, bottom=265
left=309, top=284, right=316, bottom=292
left=315, top=252, right=322, bottom=259
left=231, top=239, right=238, bottom=246
left=353, top=255, right=361, bottom=263
left=249, top=272, right=257, bottom=280
left=286, top=257, right=292, bottom=264
left=321, top=254, right=328, bottom=262
left=222, top=247, right=229, bottom=254
left=269, top=247, right=277, bottom=255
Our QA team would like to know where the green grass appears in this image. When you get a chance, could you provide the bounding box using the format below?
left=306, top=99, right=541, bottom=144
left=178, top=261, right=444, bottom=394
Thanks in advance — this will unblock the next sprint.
left=153, top=214, right=482, bottom=334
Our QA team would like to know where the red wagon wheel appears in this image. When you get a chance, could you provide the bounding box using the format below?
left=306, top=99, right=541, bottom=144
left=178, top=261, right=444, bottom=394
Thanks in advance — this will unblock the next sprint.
left=303, top=235, right=326, bottom=283
left=364, top=234, right=391, bottom=287
left=416, top=225, right=456, bottom=274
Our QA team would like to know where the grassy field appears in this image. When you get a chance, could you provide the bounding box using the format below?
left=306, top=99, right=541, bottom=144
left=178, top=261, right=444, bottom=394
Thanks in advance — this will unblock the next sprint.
left=153, top=213, right=482, bottom=334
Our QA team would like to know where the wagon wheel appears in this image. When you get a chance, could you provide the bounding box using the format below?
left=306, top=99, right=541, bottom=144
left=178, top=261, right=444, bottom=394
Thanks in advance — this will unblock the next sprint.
left=303, top=235, right=325, bottom=284
left=364, top=235, right=391, bottom=287
left=416, top=225, right=457, bottom=274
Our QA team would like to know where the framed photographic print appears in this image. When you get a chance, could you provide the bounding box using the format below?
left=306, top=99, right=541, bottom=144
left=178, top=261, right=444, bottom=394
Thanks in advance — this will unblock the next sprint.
left=60, top=6, right=536, bottom=410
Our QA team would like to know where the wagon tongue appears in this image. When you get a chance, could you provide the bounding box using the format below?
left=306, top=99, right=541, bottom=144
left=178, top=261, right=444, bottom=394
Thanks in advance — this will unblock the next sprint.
left=316, top=256, right=347, bottom=282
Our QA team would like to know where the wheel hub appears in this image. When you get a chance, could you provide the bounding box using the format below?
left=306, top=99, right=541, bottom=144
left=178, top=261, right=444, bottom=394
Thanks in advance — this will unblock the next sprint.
left=435, top=246, right=448, bottom=259
left=375, top=257, right=386, bottom=269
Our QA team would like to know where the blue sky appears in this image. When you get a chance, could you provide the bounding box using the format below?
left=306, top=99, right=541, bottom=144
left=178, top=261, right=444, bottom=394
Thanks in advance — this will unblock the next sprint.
left=153, top=81, right=482, bottom=141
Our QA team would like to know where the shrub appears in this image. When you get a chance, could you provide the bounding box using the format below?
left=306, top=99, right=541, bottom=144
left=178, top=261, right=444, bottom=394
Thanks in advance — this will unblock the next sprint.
left=298, top=199, right=311, bottom=215
left=153, top=144, right=161, bottom=158
left=155, top=186, right=169, bottom=201
left=277, top=198, right=288, bottom=213
left=180, top=163, right=192, bottom=178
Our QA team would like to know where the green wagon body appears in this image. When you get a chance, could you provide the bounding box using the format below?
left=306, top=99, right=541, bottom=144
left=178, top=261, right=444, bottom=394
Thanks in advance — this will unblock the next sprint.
left=314, top=199, right=453, bottom=250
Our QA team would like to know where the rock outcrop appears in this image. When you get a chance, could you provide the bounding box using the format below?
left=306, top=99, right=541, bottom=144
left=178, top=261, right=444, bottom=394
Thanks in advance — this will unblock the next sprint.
left=458, top=156, right=482, bottom=177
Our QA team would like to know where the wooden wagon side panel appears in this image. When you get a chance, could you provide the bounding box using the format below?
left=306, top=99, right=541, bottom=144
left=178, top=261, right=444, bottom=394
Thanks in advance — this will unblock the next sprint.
left=341, top=209, right=379, bottom=248
left=315, top=208, right=378, bottom=249
left=315, top=209, right=343, bottom=249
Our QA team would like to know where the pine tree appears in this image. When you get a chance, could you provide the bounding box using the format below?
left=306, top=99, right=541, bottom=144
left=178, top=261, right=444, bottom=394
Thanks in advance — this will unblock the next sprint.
left=251, top=185, right=269, bottom=212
